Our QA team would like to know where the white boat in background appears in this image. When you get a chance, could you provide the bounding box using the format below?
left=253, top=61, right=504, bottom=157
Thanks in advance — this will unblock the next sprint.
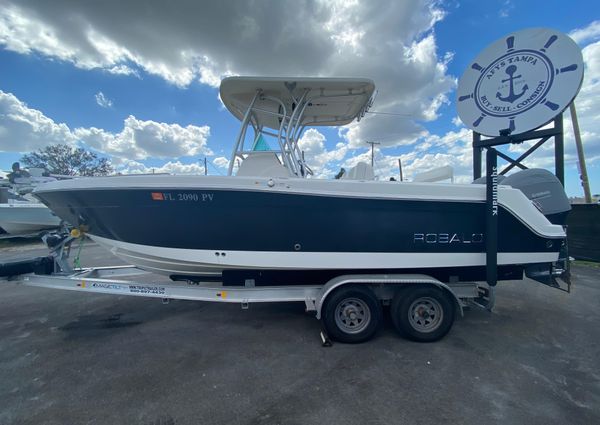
left=0, top=168, right=62, bottom=235
left=0, top=202, right=61, bottom=235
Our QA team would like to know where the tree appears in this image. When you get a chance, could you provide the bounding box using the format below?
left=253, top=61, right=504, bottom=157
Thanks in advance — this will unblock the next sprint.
left=20, top=144, right=113, bottom=176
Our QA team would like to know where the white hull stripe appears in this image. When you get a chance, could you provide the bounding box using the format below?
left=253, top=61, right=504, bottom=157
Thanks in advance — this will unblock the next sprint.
left=91, top=234, right=559, bottom=275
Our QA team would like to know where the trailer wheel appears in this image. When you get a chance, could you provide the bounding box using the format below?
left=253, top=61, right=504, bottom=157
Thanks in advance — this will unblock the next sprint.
left=391, top=285, right=454, bottom=342
left=322, top=285, right=381, bottom=343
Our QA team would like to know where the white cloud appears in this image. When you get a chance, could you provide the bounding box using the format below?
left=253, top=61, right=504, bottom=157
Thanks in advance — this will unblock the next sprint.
left=0, top=90, right=76, bottom=152
left=94, top=91, right=113, bottom=108
left=498, top=0, right=514, bottom=18
left=298, top=128, right=326, bottom=159
left=0, top=0, right=456, bottom=143
left=338, top=31, right=456, bottom=149
left=561, top=40, right=600, bottom=166
left=115, top=159, right=206, bottom=175
left=298, top=129, right=352, bottom=178
left=295, top=126, right=473, bottom=181
left=569, top=20, right=600, bottom=45
left=74, top=116, right=212, bottom=160
left=213, top=156, right=230, bottom=170
left=364, top=127, right=473, bottom=182
left=0, top=90, right=212, bottom=160
left=107, top=64, right=139, bottom=77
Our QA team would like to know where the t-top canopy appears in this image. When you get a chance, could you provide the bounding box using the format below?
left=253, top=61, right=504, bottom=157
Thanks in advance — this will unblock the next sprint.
left=220, top=77, right=376, bottom=130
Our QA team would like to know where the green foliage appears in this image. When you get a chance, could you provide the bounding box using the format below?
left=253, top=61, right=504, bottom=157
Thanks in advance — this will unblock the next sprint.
left=20, top=144, right=113, bottom=176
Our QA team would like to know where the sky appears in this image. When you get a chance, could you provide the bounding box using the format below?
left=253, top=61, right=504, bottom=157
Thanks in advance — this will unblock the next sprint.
left=0, top=0, right=598, bottom=197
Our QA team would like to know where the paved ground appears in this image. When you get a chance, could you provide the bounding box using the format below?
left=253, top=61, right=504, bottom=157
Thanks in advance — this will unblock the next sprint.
left=0, top=240, right=599, bottom=425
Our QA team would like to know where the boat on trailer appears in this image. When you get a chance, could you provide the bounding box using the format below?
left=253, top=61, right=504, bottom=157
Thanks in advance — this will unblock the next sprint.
left=11, top=76, right=571, bottom=343
left=33, top=77, right=568, bottom=283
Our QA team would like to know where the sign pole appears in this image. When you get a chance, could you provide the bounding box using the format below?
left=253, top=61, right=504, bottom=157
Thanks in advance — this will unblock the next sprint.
left=485, top=147, right=498, bottom=287
left=569, top=103, right=592, bottom=203
left=473, top=132, right=482, bottom=180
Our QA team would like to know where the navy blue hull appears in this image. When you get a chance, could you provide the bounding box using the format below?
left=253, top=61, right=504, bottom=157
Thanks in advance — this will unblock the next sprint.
left=36, top=187, right=560, bottom=256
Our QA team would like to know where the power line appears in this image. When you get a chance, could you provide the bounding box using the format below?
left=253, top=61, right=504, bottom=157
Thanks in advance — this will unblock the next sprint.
left=366, top=111, right=414, bottom=117
left=206, top=160, right=225, bottom=176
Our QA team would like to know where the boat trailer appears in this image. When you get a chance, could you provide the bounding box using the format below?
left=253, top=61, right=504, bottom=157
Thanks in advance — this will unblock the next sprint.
left=1, top=230, right=500, bottom=344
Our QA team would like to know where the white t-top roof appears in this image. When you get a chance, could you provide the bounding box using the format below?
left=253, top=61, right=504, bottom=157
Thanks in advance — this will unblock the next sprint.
left=220, top=77, right=375, bottom=130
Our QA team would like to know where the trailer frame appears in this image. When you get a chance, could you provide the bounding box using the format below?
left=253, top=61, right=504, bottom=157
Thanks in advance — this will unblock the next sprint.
left=2, top=231, right=497, bottom=344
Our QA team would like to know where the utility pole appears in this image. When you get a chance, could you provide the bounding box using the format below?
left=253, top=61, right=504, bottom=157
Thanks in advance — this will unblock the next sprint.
left=570, top=103, right=591, bottom=203
left=398, top=158, right=403, bottom=181
left=204, top=157, right=208, bottom=176
left=366, top=141, right=380, bottom=168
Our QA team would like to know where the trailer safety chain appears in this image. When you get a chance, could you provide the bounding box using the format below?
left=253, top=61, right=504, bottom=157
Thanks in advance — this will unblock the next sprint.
left=73, top=242, right=82, bottom=269
left=71, top=229, right=85, bottom=269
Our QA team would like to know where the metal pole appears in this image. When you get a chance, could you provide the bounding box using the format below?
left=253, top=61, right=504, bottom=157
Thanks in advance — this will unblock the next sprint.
left=473, top=132, right=482, bottom=180
left=204, top=157, right=207, bottom=176
left=554, top=113, right=564, bottom=186
left=366, top=141, right=380, bottom=168
left=398, top=158, right=403, bottom=182
left=228, top=90, right=260, bottom=176
left=570, top=103, right=592, bottom=203
left=485, top=148, right=498, bottom=287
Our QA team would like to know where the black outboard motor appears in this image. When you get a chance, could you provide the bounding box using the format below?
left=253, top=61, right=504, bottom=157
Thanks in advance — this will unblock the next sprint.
left=501, top=169, right=571, bottom=225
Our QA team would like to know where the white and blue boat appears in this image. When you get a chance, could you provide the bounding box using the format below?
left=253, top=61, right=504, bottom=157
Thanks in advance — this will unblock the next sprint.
left=33, top=77, right=569, bottom=285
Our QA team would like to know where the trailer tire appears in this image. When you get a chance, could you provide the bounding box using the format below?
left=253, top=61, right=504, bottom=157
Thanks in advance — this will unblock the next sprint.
left=322, top=285, right=381, bottom=343
left=391, top=285, right=454, bottom=342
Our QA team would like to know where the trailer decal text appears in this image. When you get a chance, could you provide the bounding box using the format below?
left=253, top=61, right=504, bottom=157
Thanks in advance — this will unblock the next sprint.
left=129, top=285, right=166, bottom=295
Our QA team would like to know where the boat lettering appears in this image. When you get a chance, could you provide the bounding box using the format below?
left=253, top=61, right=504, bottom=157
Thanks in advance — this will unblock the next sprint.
left=413, top=233, right=484, bottom=244
left=152, top=192, right=213, bottom=202
left=492, top=166, right=498, bottom=216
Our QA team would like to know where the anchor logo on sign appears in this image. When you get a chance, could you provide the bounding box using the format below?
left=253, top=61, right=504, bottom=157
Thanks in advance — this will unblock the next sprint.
left=496, top=65, right=528, bottom=103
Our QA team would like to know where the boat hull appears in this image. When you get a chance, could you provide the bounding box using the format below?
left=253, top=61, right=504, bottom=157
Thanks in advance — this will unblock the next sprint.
left=90, top=233, right=553, bottom=281
left=34, top=176, right=565, bottom=280
left=0, top=204, right=61, bottom=235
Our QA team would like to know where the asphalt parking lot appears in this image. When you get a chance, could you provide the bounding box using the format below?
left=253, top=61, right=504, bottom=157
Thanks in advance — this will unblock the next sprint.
left=1, top=240, right=599, bottom=425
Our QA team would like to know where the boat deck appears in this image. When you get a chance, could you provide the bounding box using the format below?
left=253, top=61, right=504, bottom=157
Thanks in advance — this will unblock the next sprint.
left=1, top=240, right=599, bottom=424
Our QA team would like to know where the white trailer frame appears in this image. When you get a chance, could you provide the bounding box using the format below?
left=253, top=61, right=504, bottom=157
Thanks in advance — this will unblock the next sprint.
left=16, top=265, right=491, bottom=319
left=2, top=232, right=496, bottom=344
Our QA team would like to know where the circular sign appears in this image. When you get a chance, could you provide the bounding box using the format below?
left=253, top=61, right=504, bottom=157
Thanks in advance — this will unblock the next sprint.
left=457, top=28, right=584, bottom=136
